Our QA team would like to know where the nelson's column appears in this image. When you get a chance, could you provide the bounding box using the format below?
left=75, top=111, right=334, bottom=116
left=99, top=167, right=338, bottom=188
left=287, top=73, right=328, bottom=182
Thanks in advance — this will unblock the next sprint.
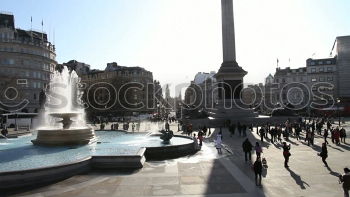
left=213, top=0, right=257, bottom=119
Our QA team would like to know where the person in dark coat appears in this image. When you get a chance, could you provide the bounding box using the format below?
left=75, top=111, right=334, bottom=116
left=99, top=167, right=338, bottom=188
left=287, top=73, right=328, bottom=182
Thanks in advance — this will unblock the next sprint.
left=319, top=142, right=328, bottom=167
left=339, top=168, right=350, bottom=197
left=253, top=157, right=263, bottom=186
left=242, top=138, right=253, bottom=162
left=323, top=129, right=329, bottom=144
left=282, top=142, right=291, bottom=168
left=259, top=127, right=265, bottom=142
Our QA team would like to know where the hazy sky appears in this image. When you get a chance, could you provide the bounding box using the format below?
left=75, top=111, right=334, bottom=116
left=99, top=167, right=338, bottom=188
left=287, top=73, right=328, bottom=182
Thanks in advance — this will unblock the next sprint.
left=2, top=0, right=350, bottom=96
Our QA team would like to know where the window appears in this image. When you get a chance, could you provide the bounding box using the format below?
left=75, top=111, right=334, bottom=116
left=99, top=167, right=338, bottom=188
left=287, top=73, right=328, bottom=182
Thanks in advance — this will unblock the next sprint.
left=311, top=78, right=317, bottom=82
left=326, top=60, right=332, bottom=64
left=311, top=62, right=315, bottom=66
left=327, top=77, right=333, bottom=81
left=318, top=61, right=323, bottom=65
left=311, top=68, right=316, bottom=73
left=327, top=67, right=333, bottom=72
left=319, top=77, right=325, bottom=82
left=319, top=67, right=324, bottom=72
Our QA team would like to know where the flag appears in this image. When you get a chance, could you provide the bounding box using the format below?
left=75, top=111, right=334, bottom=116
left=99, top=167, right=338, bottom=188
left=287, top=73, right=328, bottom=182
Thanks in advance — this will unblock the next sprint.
left=31, top=16, right=32, bottom=23
left=41, top=19, right=43, bottom=26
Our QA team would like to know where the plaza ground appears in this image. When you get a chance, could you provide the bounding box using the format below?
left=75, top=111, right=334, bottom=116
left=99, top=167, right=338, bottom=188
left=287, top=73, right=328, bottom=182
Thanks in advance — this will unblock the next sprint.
left=5, top=121, right=350, bottom=197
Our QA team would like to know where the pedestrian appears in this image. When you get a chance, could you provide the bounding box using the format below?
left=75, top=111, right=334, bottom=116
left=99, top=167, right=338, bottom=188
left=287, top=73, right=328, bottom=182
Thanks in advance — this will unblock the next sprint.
left=229, top=123, right=236, bottom=137
left=242, top=124, right=247, bottom=137
left=193, top=133, right=200, bottom=150
left=215, top=130, right=223, bottom=154
left=132, top=122, right=135, bottom=132
left=198, top=131, right=204, bottom=146
left=259, top=127, right=265, bottom=142
left=165, top=121, right=170, bottom=131
left=203, top=125, right=208, bottom=136
left=295, top=126, right=301, bottom=141
left=340, top=128, right=347, bottom=144
left=255, top=142, right=263, bottom=158
left=339, top=168, right=350, bottom=197
left=331, top=128, right=335, bottom=144
left=242, top=138, right=253, bottom=162
left=237, top=122, right=242, bottom=136
left=323, top=129, right=329, bottom=144
left=282, top=142, right=291, bottom=168
left=277, top=127, right=282, bottom=142
left=335, top=127, right=341, bottom=145
left=253, top=157, right=263, bottom=186
left=318, top=143, right=328, bottom=167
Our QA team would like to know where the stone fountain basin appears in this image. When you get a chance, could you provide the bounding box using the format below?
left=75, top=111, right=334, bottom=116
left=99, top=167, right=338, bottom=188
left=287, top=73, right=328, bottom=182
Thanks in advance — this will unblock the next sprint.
left=49, top=112, right=81, bottom=118
left=0, top=131, right=196, bottom=190
left=32, top=127, right=96, bottom=146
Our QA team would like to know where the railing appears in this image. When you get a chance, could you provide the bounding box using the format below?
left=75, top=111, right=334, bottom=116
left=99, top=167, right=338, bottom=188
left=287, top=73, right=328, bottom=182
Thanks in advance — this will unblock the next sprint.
left=0, top=38, right=55, bottom=52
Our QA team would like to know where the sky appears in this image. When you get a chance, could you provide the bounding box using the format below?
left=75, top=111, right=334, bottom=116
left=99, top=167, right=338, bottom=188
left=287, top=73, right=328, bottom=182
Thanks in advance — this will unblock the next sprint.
left=2, top=0, right=350, bottom=96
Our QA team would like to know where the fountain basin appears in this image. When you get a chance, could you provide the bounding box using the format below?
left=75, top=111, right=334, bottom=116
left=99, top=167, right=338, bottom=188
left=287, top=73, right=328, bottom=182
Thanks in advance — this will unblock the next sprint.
left=0, top=131, right=196, bottom=190
left=32, top=127, right=96, bottom=146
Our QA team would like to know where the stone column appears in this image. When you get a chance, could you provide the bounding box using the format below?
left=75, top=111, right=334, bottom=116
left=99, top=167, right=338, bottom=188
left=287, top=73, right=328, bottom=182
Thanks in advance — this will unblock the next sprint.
left=221, top=0, right=236, bottom=63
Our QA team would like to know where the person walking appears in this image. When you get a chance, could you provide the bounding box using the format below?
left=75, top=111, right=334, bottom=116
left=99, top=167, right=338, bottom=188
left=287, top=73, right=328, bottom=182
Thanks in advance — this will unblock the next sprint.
left=255, top=142, right=263, bottom=159
left=215, top=130, right=223, bottom=154
left=193, top=133, right=200, bottom=150
left=323, top=129, right=329, bottom=144
left=253, top=157, right=263, bottom=186
left=319, top=143, right=328, bottom=167
left=237, top=122, right=242, bottom=137
left=335, top=127, right=341, bottom=145
left=198, top=131, right=204, bottom=146
left=282, top=142, right=291, bottom=168
left=259, top=127, right=265, bottom=142
left=340, top=128, right=347, bottom=144
left=242, top=138, right=253, bottom=162
left=165, top=121, right=170, bottom=131
left=339, top=168, right=350, bottom=197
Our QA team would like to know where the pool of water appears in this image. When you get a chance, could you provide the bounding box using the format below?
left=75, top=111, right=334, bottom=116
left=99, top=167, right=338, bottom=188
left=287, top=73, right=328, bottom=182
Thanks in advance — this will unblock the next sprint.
left=0, top=131, right=193, bottom=172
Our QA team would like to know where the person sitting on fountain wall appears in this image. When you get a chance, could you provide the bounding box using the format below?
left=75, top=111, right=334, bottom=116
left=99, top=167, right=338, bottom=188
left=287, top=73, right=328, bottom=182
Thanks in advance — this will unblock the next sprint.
left=1, top=126, right=8, bottom=137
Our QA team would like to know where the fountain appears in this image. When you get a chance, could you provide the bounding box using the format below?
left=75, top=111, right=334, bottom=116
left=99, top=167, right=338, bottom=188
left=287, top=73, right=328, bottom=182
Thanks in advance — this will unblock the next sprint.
left=0, top=66, right=197, bottom=190
left=31, top=67, right=95, bottom=146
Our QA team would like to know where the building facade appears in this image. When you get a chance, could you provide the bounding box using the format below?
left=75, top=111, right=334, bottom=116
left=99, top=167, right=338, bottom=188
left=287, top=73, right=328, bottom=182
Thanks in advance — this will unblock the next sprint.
left=0, top=13, right=56, bottom=113
left=184, top=72, right=218, bottom=109
left=62, top=60, right=90, bottom=76
left=81, top=62, right=155, bottom=117
left=333, top=36, right=350, bottom=101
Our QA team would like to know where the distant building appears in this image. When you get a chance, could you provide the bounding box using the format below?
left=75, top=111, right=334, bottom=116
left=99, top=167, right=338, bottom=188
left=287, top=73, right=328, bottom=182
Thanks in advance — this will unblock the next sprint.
left=81, top=62, right=155, bottom=117
left=62, top=60, right=90, bottom=76
left=184, top=71, right=217, bottom=109
left=306, top=57, right=337, bottom=104
left=332, top=36, right=350, bottom=101
left=0, top=13, right=56, bottom=113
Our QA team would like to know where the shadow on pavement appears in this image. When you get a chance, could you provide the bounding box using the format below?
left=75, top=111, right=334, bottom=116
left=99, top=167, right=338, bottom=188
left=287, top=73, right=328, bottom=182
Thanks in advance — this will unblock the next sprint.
left=286, top=167, right=310, bottom=190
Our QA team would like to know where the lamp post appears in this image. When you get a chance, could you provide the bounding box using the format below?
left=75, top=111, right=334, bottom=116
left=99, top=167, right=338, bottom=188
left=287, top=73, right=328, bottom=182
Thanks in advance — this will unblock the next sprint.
left=337, top=98, right=341, bottom=127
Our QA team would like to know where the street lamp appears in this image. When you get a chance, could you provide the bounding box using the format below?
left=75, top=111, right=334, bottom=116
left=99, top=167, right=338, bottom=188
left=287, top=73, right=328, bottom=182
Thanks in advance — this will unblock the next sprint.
left=337, top=98, right=341, bottom=127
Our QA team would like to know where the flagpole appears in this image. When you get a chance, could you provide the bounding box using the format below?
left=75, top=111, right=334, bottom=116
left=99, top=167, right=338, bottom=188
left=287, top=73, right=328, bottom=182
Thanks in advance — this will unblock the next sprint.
left=41, top=19, right=44, bottom=43
left=30, top=16, right=33, bottom=41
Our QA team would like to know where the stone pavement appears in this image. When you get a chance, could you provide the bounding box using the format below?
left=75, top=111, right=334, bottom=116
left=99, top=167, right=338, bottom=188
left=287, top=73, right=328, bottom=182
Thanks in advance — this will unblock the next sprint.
left=7, top=121, right=350, bottom=197
left=215, top=124, right=350, bottom=197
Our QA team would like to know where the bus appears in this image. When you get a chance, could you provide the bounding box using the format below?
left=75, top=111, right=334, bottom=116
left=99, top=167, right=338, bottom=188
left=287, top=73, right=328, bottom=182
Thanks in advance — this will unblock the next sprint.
left=0, top=113, right=38, bottom=130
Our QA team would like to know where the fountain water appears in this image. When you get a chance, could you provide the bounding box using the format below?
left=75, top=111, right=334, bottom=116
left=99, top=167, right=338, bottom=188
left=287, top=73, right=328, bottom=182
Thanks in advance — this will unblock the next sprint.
left=32, top=67, right=96, bottom=146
